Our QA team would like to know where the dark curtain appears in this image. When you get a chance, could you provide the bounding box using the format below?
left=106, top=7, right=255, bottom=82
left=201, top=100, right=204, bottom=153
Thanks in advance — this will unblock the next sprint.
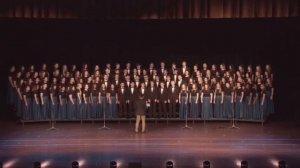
left=0, top=0, right=299, bottom=19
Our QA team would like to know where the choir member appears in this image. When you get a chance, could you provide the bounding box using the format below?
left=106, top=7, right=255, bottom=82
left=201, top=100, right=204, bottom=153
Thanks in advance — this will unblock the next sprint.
left=127, top=82, right=138, bottom=118
left=58, top=86, right=67, bottom=120
left=179, top=84, right=188, bottom=119
left=67, top=86, right=76, bottom=120
left=50, top=84, right=59, bottom=120
left=243, top=84, right=253, bottom=120
left=90, top=83, right=99, bottom=119
left=252, top=84, right=260, bottom=120
left=82, top=84, right=90, bottom=119
left=157, top=82, right=168, bottom=118
left=223, top=82, right=234, bottom=119
left=117, top=83, right=128, bottom=118
left=265, top=78, right=275, bottom=116
left=168, top=81, right=179, bottom=118
left=235, top=82, right=244, bottom=119
left=76, top=84, right=83, bottom=120
left=22, top=85, right=32, bottom=120
left=259, top=84, right=267, bottom=120
left=213, top=83, right=224, bottom=118
left=99, top=83, right=108, bottom=119
left=201, top=84, right=213, bottom=120
left=147, top=81, right=158, bottom=118
left=32, top=84, right=40, bottom=120
left=40, top=83, right=50, bottom=120
left=108, top=84, right=118, bottom=118
left=189, top=84, right=199, bottom=118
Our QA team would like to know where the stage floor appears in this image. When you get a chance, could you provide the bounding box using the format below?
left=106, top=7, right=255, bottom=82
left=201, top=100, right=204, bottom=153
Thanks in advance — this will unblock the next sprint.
left=0, top=119, right=300, bottom=168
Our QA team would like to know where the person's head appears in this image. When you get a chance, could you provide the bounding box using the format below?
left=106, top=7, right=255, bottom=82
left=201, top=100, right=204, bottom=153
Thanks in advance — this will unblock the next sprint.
left=101, top=83, right=106, bottom=90
left=260, top=84, right=265, bottom=91
left=42, top=83, right=47, bottom=90
left=130, top=82, right=135, bottom=88
left=61, top=86, right=65, bottom=92
left=84, top=84, right=89, bottom=90
left=181, top=84, right=186, bottom=91
left=171, top=80, right=175, bottom=87
left=204, top=84, right=209, bottom=90
left=77, top=83, right=82, bottom=90
left=110, top=84, right=115, bottom=90
left=192, top=83, right=197, bottom=90
left=150, top=81, right=155, bottom=87
left=160, top=62, right=165, bottom=68
left=236, top=82, right=241, bottom=88
left=92, top=84, right=97, bottom=90
left=139, top=95, right=144, bottom=100
left=141, top=83, right=145, bottom=89
left=120, top=83, right=125, bottom=88
left=25, top=85, right=31, bottom=92
left=42, top=64, right=47, bottom=71
left=178, top=75, right=182, bottom=80
left=225, top=82, right=230, bottom=88
left=160, top=82, right=165, bottom=88
left=216, top=83, right=221, bottom=90
left=203, top=63, right=207, bottom=69
left=10, top=66, right=16, bottom=73
left=182, top=61, right=187, bottom=67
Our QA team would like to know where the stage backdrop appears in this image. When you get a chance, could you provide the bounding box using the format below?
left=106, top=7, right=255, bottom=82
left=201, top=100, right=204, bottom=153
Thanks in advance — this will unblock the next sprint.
left=0, top=0, right=299, bottom=19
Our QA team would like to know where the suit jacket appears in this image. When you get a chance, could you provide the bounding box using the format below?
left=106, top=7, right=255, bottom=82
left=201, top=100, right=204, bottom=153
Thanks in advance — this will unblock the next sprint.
left=158, top=88, right=168, bottom=102
left=147, top=87, right=158, bottom=101
left=168, top=87, right=179, bottom=101
left=117, top=88, right=127, bottom=103
left=127, top=87, right=138, bottom=101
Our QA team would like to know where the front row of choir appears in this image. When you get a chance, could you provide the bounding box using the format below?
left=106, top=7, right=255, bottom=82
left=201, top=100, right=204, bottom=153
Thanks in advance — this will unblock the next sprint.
left=17, top=80, right=274, bottom=122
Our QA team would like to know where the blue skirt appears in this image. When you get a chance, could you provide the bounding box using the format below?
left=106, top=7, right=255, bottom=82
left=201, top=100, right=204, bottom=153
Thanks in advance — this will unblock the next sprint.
left=266, top=91, right=275, bottom=116
left=235, top=96, right=244, bottom=119
left=58, top=98, right=67, bottom=120
left=81, top=100, right=89, bottom=120
left=22, top=98, right=32, bottom=120
left=99, top=96, right=107, bottom=118
left=243, top=96, right=252, bottom=120
left=179, top=96, right=188, bottom=119
left=41, top=96, right=50, bottom=120
left=213, top=95, right=224, bottom=118
left=90, top=96, right=99, bottom=119
left=260, top=99, right=267, bottom=121
left=202, top=97, right=213, bottom=120
left=109, top=96, right=118, bottom=118
left=224, top=95, right=233, bottom=119
left=16, top=93, right=22, bottom=118
left=67, top=99, right=75, bottom=120
left=189, top=96, right=199, bottom=118
left=7, top=82, right=14, bottom=106
left=32, top=99, right=41, bottom=120
left=252, top=100, right=260, bottom=120
left=50, top=97, right=58, bottom=120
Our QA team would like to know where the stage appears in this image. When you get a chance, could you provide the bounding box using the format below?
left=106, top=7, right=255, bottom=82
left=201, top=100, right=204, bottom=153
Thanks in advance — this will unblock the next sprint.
left=0, top=119, right=300, bottom=168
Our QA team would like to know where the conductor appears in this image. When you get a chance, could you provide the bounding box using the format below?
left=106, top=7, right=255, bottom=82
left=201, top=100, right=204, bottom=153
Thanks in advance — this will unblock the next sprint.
left=134, top=95, right=147, bottom=133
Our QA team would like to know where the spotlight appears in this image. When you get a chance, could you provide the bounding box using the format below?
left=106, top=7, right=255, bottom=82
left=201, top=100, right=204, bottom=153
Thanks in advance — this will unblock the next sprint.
left=166, top=161, right=173, bottom=168
left=72, top=161, right=79, bottom=168
left=241, top=160, right=248, bottom=168
left=278, top=160, right=286, bottom=168
left=110, top=161, right=117, bottom=168
left=33, top=161, right=41, bottom=168
left=203, top=161, right=210, bottom=168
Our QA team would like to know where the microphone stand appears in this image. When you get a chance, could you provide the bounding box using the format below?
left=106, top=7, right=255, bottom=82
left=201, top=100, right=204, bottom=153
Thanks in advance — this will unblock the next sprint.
left=182, top=103, right=192, bottom=129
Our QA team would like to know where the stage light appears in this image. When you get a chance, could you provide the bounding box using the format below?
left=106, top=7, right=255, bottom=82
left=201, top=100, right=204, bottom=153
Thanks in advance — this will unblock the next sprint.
left=278, top=160, right=286, bottom=168
left=166, top=161, right=173, bottom=168
left=110, top=161, right=117, bottom=168
left=72, top=161, right=79, bottom=168
left=33, top=161, right=41, bottom=168
left=3, top=159, right=18, bottom=168
left=41, top=160, right=51, bottom=167
left=241, top=160, right=248, bottom=168
left=203, top=161, right=210, bottom=168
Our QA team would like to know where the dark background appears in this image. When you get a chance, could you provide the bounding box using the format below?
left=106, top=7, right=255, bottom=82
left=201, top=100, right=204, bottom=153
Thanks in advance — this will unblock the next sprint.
left=1, top=17, right=300, bottom=121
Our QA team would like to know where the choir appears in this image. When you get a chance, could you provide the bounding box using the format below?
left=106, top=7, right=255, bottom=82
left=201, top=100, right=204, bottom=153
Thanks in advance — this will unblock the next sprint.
left=7, top=62, right=275, bottom=122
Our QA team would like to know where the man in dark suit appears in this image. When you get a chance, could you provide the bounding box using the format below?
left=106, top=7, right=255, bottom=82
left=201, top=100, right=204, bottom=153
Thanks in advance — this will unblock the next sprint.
left=127, top=82, right=138, bottom=118
left=117, top=83, right=127, bottom=118
left=179, top=61, right=190, bottom=75
left=168, top=81, right=179, bottom=118
left=147, top=81, right=158, bottom=118
left=157, top=82, right=168, bottom=118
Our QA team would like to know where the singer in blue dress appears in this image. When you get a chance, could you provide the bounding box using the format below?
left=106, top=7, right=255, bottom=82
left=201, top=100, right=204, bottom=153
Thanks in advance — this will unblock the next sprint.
left=99, top=83, right=108, bottom=119
left=201, top=84, right=213, bottom=120
left=82, top=84, right=90, bottom=119
left=259, top=84, right=267, bottom=121
left=243, top=84, right=253, bottom=120
left=108, top=84, right=118, bottom=119
left=265, top=79, right=275, bottom=117
left=252, top=85, right=260, bottom=120
left=213, top=83, right=224, bottom=119
left=32, top=85, right=41, bottom=120
left=189, top=84, right=199, bottom=118
left=58, top=86, right=67, bottom=120
left=90, top=84, right=100, bottom=119
left=67, top=86, right=76, bottom=120
left=234, top=82, right=244, bottom=119
left=223, top=83, right=234, bottom=119
left=179, top=84, right=188, bottom=119
left=50, top=85, right=59, bottom=120
left=22, top=85, right=32, bottom=120
left=40, top=84, right=50, bottom=120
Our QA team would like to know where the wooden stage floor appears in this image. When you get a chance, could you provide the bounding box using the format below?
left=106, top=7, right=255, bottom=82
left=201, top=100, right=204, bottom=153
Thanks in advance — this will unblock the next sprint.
left=0, top=119, right=300, bottom=168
